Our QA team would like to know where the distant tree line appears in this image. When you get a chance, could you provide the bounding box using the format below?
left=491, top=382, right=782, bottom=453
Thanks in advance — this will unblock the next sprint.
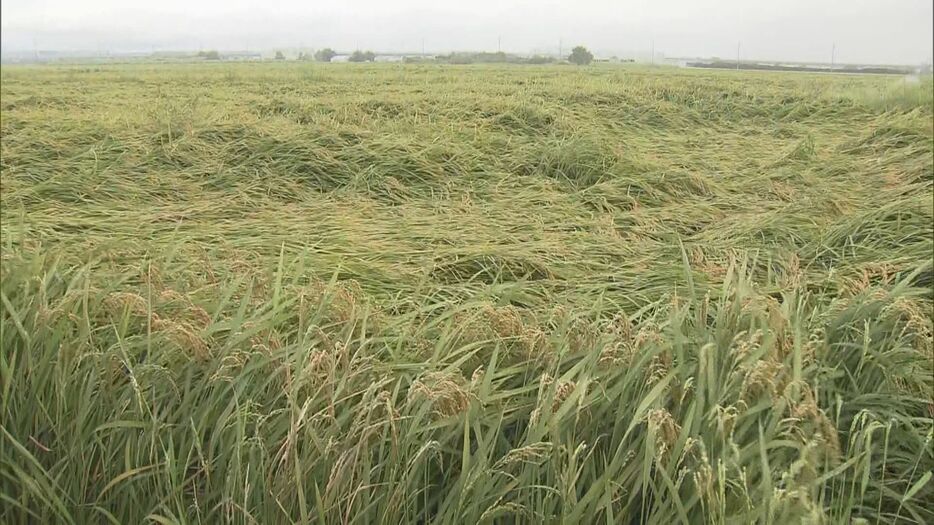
left=314, top=48, right=337, bottom=62
left=423, top=45, right=594, bottom=65
left=246, top=44, right=596, bottom=65
left=421, top=52, right=558, bottom=65
left=349, top=50, right=377, bottom=62
left=305, top=48, right=376, bottom=62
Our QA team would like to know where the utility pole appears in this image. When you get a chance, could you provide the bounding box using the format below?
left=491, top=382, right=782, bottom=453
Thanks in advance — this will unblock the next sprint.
left=831, top=42, right=836, bottom=69
left=651, top=39, right=655, bottom=64
left=736, top=41, right=741, bottom=70
left=421, top=38, right=425, bottom=56
left=559, top=38, right=563, bottom=58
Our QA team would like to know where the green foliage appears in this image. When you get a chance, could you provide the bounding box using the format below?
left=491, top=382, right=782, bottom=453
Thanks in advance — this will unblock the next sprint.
left=1, top=63, right=932, bottom=524
left=197, top=50, right=221, bottom=60
left=349, top=50, right=376, bottom=62
left=315, top=48, right=338, bottom=62
left=568, top=45, right=594, bottom=65
left=526, top=54, right=556, bottom=64
left=274, top=50, right=286, bottom=60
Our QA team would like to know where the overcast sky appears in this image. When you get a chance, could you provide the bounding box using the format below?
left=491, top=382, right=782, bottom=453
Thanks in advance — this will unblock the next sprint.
left=2, top=0, right=932, bottom=64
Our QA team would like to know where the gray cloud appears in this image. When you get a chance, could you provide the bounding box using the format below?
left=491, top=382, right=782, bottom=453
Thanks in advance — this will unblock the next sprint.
left=2, top=0, right=931, bottom=64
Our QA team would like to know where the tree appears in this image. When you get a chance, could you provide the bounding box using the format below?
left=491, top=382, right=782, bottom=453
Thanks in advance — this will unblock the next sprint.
left=314, top=48, right=337, bottom=62
left=349, top=50, right=376, bottom=62
left=274, top=51, right=285, bottom=60
left=568, top=45, right=594, bottom=66
left=198, top=50, right=220, bottom=60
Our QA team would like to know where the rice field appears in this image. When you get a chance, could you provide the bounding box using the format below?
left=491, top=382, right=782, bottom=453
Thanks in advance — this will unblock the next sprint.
left=1, top=63, right=932, bottom=523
